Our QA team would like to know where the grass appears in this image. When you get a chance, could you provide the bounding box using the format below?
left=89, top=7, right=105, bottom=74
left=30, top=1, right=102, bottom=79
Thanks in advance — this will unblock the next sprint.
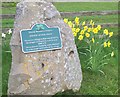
left=54, top=2, right=118, bottom=12
left=2, top=15, right=118, bottom=28
left=1, top=2, right=118, bottom=14
left=79, top=37, right=118, bottom=95
left=80, top=64, right=118, bottom=95
left=2, top=2, right=119, bottom=96
left=2, top=35, right=12, bottom=95
left=2, top=19, right=14, bottom=28
left=65, top=15, right=118, bottom=24
left=2, top=2, right=17, bottom=7
left=1, top=7, right=16, bottom=14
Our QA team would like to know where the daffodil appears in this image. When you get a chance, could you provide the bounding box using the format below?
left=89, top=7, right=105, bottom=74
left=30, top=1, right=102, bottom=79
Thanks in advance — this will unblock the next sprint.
left=84, top=26, right=88, bottom=31
left=88, top=28, right=92, bottom=32
left=92, top=22, right=94, bottom=27
left=2, top=33, right=6, bottom=38
left=111, top=52, right=114, bottom=57
left=109, top=32, right=113, bottom=37
left=93, top=28, right=98, bottom=34
left=72, top=24, right=75, bottom=28
left=92, top=38, right=95, bottom=43
left=90, top=20, right=93, bottom=25
left=82, top=21, right=86, bottom=26
left=80, top=30, right=85, bottom=35
left=75, top=17, right=80, bottom=26
left=76, top=21, right=80, bottom=26
left=68, top=21, right=73, bottom=28
left=104, top=42, right=107, bottom=47
left=75, top=17, right=79, bottom=22
left=108, top=41, right=111, bottom=47
left=72, top=28, right=76, bottom=32
left=76, top=28, right=80, bottom=33
left=97, top=25, right=101, bottom=30
left=64, top=18, right=68, bottom=23
left=78, top=35, right=84, bottom=41
left=104, top=29, right=109, bottom=35
left=85, top=33, right=90, bottom=38
left=73, top=32, right=77, bottom=36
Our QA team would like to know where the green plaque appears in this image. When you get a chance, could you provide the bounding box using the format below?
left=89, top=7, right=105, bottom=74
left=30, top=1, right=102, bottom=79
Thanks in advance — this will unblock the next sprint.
left=20, top=24, right=62, bottom=53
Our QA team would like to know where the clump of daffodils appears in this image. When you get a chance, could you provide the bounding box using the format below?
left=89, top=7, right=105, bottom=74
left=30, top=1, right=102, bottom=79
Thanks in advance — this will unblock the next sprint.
left=64, top=17, right=115, bottom=73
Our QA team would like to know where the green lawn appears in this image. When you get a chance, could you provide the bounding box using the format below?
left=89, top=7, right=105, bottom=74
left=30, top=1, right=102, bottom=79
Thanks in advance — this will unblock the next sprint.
left=79, top=37, right=118, bottom=95
left=65, top=15, right=118, bottom=23
left=2, top=34, right=11, bottom=95
left=1, top=2, right=118, bottom=14
left=2, top=15, right=118, bottom=28
left=2, top=2, right=17, bottom=7
left=2, top=2, right=119, bottom=96
left=54, top=2, right=118, bottom=12
left=1, top=7, right=16, bottom=14
left=2, top=19, right=14, bottom=28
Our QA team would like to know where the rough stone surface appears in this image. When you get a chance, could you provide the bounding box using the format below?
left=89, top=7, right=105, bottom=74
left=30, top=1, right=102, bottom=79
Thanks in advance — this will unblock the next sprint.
left=8, top=0, right=82, bottom=95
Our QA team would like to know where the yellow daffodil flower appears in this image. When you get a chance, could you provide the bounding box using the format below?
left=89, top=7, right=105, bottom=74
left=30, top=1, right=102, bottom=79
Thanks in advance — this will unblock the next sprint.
left=72, top=28, right=76, bottom=32
left=78, top=35, right=84, bottom=41
left=76, top=28, right=80, bottom=33
left=104, top=42, right=107, bottom=47
left=73, top=32, right=77, bottom=36
left=90, top=20, right=93, bottom=25
left=75, top=17, right=79, bottom=22
left=108, top=41, right=111, bottom=47
left=64, top=18, right=68, bottom=23
left=88, top=28, right=92, bottom=32
left=93, top=28, right=98, bottom=34
left=82, top=21, right=86, bottom=26
left=73, top=24, right=75, bottom=28
left=97, top=25, right=101, bottom=30
left=75, top=17, right=80, bottom=26
left=80, top=30, right=85, bottom=35
left=92, top=22, right=94, bottom=27
left=84, top=26, right=88, bottom=31
left=85, top=33, right=90, bottom=38
left=68, top=21, right=73, bottom=28
left=111, top=52, right=114, bottom=57
left=104, top=29, right=109, bottom=35
left=92, top=38, right=95, bottom=43
left=76, top=21, right=79, bottom=26
left=109, top=32, right=113, bottom=37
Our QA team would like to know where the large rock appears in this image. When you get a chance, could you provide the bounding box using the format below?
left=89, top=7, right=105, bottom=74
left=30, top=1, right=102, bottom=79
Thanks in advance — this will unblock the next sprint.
left=8, top=0, right=82, bottom=95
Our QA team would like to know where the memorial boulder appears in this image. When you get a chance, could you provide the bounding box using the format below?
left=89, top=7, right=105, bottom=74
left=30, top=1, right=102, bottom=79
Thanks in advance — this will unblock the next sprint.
left=8, top=0, right=82, bottom=95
